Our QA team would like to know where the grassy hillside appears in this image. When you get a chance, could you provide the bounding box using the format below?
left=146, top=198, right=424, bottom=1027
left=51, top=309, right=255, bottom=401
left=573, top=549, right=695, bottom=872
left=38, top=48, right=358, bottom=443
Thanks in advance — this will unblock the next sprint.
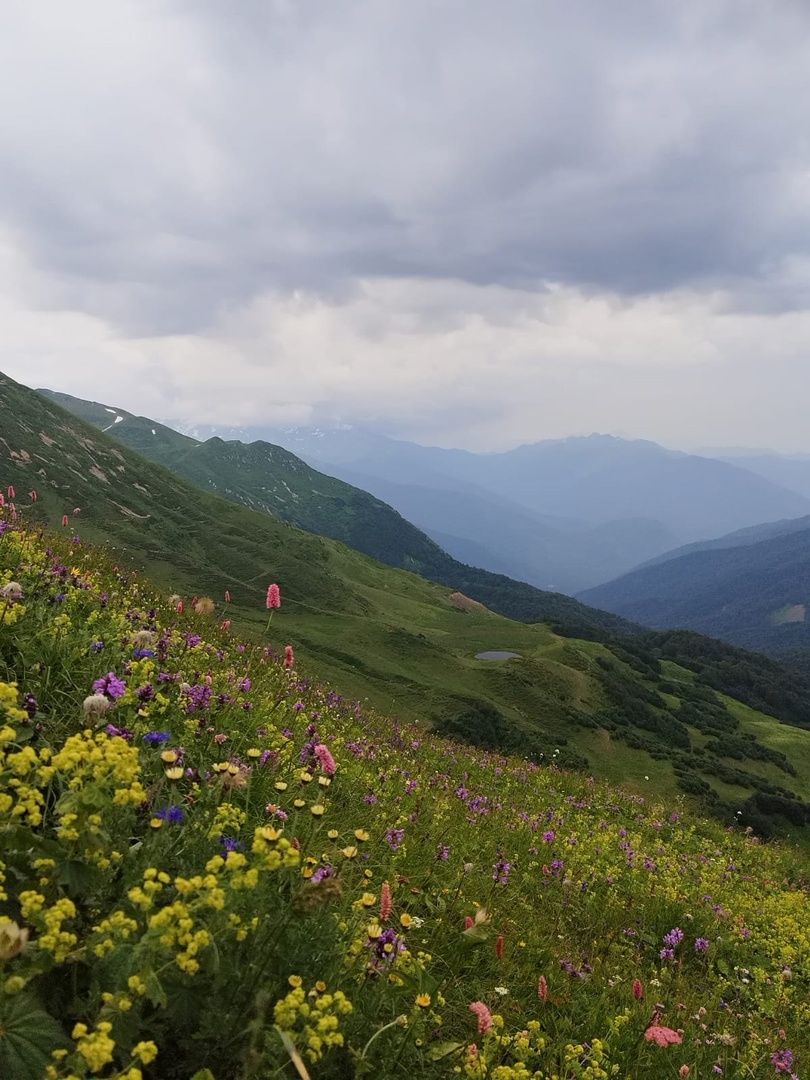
left=0, top=523, right=807, bottom=1078
left=6, top=373, right=810, bottom=834
left=580, top=524, right=810, bottom=658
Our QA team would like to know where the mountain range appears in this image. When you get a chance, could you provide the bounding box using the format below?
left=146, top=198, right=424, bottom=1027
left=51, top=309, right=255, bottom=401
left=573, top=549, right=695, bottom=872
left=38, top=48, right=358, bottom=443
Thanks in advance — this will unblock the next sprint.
left=177, top=423, right=810, bottom=592
left=581, top=515, right=810, bottom=663
left=10, top=376, right=810, bottom=836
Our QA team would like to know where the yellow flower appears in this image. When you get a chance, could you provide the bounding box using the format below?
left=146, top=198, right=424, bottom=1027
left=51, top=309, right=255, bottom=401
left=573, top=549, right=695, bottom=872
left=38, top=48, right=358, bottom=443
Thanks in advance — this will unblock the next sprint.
left=288, top=974, right=303, bottom=988
left=327, top=829, right=339, bottom=839
left=132, top=1040, right=158, bottom=1065
left=341, top=846, right=358, bottom=859
left=275, top=781, right=288, bottom=791
left=360, top=892, right=376, bottom=907
left=293, top=798, right=306, bottom=808
left=310, top=804, right=325, bottom=816
left=354, top=829, right=370, bottom=842
left=400, top=913, right=413, bottom=929
left=160, top=750, right=178, bottom=763
left=164, top=766, right=184, bottom=780
left=415, top=993, right=431, bottom=1008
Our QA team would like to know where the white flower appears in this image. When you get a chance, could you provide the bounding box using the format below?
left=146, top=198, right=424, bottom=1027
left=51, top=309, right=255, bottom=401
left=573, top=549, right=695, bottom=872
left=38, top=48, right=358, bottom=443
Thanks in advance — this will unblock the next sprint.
left=83, top=693, right=111, bottom=719
left=493, top=986, right=509, bottom=996
left=0, top=581, right=23, bottom=601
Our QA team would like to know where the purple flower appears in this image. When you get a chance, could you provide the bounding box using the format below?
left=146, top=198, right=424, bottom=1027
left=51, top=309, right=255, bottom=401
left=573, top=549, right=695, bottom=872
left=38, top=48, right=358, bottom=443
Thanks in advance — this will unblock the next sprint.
left=184, top=633, right=202, bottom=648
left=770, top=1049, right=794, bottom=1074
left=219, top=836, right=242, bottom=854
left=92, top=672, right=126, bottom=700
left=662, top=927, right=685, bottom=949
left=542, top=830, right=556, bottom=843
left=143, top=731, right=171, bottom=746
left=22, top=693, right=37, bottom=719
left=133, top=648, right=156, bottom=659
left=311, top=865, right=334, bottom=884
left=366, top=927, right=404, bottom=969
left=154, top=805, right=185, bottom=825
left=695, top=937, right=710, bottom=953
left=492, top=856, right=512, bottom=886
left=435, top=844, right=450, bottom=861
left=184, top=683, right=212, bottom=714
left=90, top=641, right=105, bottom=652
left=385, top=828, right=405, bottom=851
left=105, top=724, right=133, bottom=741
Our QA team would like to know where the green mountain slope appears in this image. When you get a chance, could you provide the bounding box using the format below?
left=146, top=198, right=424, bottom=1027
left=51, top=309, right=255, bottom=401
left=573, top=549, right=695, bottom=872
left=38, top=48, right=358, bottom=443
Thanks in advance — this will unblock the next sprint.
left=39, top=389, right=633, bottom=632
left=4, top=372, right=810, bottom=835
left=580, top=523, right=810, bottom=659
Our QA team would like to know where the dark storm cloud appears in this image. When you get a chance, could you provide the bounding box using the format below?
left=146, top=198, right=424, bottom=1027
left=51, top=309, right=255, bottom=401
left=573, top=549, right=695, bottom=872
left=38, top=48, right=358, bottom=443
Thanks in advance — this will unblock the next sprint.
left=1, top=0, right=809, bottom=334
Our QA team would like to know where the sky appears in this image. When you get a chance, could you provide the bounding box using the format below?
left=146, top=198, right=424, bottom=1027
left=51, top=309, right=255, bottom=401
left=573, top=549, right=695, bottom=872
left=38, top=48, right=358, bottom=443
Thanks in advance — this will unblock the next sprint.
left=2, top=0, right=810, bottom=451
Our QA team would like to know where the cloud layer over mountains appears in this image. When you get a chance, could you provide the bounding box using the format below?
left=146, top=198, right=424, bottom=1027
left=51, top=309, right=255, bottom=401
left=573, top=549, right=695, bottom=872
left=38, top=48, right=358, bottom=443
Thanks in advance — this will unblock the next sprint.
left=2, top=1, right=810, bottom=448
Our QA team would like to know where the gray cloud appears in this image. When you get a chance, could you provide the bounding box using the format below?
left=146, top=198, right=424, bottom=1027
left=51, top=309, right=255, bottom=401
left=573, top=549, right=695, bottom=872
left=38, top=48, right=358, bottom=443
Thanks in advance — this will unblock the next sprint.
left=1, top=1, right=810, bottom=449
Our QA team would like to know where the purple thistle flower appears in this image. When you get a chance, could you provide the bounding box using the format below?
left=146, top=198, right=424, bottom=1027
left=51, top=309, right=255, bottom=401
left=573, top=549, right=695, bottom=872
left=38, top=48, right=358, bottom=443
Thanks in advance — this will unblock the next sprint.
left=663, top=927, right=685, bottom=949
left=155, top=805, right=185, bottom=825
left=92, top=672, right=126, bottom=700
left=219, top=836, right=242, bottom=854
left=695, top=937, right=710, bottom=953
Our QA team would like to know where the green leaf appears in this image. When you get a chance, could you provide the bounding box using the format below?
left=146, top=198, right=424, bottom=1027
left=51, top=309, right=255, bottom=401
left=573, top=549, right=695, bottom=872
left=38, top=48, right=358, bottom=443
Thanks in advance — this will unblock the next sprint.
left=0, top=992, right=66, bottom=1080
left=142, top=966, right=168, bottom=1009
left=57, top=859, right=104, bottom=898
left=427, top=1041, right=465, bottom=1062
left=190, top=1071, right=217, bottom=1080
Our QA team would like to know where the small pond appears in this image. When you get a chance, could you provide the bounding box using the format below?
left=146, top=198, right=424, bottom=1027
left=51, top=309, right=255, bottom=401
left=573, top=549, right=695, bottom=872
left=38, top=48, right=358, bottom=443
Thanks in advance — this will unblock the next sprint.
left=474, top=650, right=522, bottom=661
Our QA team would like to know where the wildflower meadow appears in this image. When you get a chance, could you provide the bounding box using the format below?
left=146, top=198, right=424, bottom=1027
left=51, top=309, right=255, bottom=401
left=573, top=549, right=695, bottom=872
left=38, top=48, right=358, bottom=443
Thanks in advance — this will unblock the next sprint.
left=0, top=517, right=807, bottom=1079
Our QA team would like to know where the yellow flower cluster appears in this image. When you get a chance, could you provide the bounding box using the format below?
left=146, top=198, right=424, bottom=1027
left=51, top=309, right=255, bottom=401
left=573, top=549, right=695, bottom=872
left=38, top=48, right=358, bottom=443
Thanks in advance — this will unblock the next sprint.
left=207, top=800, right=246, bottom=840
left=273, top=980, right=353, bottom=1063
left=251, top=825, right=302, bottom=871
left=46, top=729, right=146, bottom=808
left=0, top=683, right=45, bottom=826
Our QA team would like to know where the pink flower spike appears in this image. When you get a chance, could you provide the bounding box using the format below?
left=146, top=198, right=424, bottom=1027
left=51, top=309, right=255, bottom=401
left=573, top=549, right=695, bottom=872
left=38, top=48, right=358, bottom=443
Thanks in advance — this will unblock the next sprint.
left=314, top=743, right=336, bottom=775
left=266, top=583, right=281, bottom=609
left=379, top=881, right=392, bottom=922
left=469, top=1002, right=493, bottom=1035
left=644, top=1025, right=683, bottom=1047
left=284, top=644, right=295, bottom=669
left=224, top=590, right=231, bottom=603
left=7, top=485, right=14, bottom=498
left=538, top=975, right=548, bottom=1001
left=61, top=514, right=69, bottom=527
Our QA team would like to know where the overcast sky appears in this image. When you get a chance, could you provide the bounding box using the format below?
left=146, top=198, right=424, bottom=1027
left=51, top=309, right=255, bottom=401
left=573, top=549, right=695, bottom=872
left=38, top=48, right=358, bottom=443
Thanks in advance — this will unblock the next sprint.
left=2, top=0, right=810, bottom=451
